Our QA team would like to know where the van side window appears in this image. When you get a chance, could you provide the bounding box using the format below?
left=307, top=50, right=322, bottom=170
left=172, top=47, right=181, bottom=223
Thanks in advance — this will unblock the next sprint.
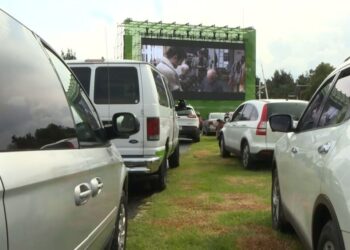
left=45, top=49, right=108, bottom=147
left=71, top=67, right=91, bottom=94
left=95, top=67, right=140, bottom=104
left=0, top=19, right=77, bottom=151
left=152, top=69, right=169, bottom=107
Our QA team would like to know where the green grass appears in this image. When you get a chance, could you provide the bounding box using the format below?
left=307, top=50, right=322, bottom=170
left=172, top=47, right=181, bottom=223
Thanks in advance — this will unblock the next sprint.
left=127, top=136, right=303, bottom=250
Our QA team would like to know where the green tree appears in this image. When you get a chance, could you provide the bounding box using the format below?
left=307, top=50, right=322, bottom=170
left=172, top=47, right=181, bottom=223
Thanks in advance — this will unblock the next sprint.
left=61, top=49, right=76, bottom=60
left=299, top=63, right=334, bottom=100
left=266, top=70, right=295, bottom=99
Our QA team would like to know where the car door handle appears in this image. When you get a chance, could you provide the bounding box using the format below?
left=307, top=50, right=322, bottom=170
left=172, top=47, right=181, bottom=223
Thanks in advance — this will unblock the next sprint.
left=90, top=177, right=104, bottom=197
left=318, top=142, right=331, bottom=154
left=291, top=147, right=298, bottom=154
left=74, top=183, right=92, bottom=206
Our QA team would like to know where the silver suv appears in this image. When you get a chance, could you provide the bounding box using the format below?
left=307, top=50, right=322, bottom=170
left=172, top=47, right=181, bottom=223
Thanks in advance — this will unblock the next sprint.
left=219, top=99, right=307, bottom=169
left=0, top=9, right=136, bottom=249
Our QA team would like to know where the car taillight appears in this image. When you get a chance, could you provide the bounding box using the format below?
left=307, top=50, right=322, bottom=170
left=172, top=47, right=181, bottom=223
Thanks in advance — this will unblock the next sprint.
left=147, top=117, right=160, bottom=141
left=187, top=114, right=197, bottom=118
left=256, top=104, right=267, bottom=136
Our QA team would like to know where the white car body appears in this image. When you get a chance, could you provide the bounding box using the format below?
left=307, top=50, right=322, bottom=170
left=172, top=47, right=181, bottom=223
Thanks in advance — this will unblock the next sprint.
left=219, top=99, right=308, bottom=169
left=68, top=60, right=180, bottom=189
left=176, top=105, right=201, bottom=142
left=271, top=61, right=350, bottom=249
left=203, top=112, right=226, bottom=135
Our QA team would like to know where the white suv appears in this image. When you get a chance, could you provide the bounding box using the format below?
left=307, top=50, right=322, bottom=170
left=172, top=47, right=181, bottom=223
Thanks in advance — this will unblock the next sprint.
left=270, top=61, right=350, bottom=249
left=69, top=60, right=180, bottom=190
left=219, top=99, right=307, bottom=169
left=175, top=101, right=201, bottom=142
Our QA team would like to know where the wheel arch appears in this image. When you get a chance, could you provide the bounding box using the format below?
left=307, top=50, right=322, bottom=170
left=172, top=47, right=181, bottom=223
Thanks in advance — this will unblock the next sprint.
left=312, top=194, right=344, bottom=249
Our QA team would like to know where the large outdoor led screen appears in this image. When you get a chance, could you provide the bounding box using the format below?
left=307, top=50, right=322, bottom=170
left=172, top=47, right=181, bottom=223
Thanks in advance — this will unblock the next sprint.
left=141, top=38, right=245, bottom=100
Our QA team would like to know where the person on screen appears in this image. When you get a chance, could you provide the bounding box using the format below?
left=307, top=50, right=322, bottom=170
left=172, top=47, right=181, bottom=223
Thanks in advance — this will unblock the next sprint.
left=156, top=47, right=187, bottom=92
left=191, top=48, right=208, bottom=85
left=201, top=69, right=223, bottom=92
left=228, top=55, right=245, bottom=93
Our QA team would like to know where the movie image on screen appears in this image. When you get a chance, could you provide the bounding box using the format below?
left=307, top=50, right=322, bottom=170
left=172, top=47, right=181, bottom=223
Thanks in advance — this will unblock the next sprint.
left=141, top=39, right=245, bottom=100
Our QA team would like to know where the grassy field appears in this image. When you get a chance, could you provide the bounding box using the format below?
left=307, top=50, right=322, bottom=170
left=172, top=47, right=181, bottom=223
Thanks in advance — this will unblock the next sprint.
left=127, top=136, right=303, bottom=250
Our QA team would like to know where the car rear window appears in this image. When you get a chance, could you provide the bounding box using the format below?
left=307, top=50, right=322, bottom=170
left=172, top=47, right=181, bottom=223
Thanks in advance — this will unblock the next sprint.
left=71, top=67, right=91, bottom=94
left=176, top=107, right=195, bottom=116
left=94, top=67, right=139, bottom=104
left=209, top=113, right=225, bottom=120
left=268, top=102, right=307, bottom=120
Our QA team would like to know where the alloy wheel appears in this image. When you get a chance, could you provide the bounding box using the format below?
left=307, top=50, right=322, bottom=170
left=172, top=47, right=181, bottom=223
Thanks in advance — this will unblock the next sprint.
left=117, top=203, right=126, bottom=250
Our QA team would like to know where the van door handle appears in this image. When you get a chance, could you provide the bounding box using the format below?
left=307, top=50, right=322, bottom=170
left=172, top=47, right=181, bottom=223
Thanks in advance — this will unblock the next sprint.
left=90, top=177, right=104, bottom=197
left=74, top=183, right=92, bottom=206
left=318, top=142, right=331, bottom=154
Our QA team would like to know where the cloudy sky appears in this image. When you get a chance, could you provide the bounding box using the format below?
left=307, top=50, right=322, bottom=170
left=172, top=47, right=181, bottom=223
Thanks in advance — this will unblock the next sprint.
left=2, top=0, right=350, bottom=79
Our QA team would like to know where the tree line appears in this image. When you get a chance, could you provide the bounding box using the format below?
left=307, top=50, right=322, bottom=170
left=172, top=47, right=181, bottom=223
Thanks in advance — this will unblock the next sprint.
left=257, top=62, right=335, bottom=101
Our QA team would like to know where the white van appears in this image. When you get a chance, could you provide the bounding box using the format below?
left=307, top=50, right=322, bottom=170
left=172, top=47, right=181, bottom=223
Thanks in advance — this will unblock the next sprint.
left=68, top=60, right=180, bottom=190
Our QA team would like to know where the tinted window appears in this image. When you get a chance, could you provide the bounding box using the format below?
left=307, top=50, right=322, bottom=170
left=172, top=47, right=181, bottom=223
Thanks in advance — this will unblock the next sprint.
left=318, top=69, right=350, bottom=127
left=0, top=16, right=77, bottom=151
left=152, top=69, right=169, bottom=107
left=45, top=49, right=108, bottom=147
left=267, top=102, right=307, bottom=121
left=94, top=67, right=139, bottom=104
left=241, top=104, right=254, bottom=121
left=298, top=76, right=334, bottom=131
left=70, top=67, right=91, bottom=94
left=231, top=105, right=244, bottom=122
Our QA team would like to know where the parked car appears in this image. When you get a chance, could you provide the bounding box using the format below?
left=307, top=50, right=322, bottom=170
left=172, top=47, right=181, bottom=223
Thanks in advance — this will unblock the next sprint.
left=218, top=99, right=308, bottom=169
left=68, top=59, right=180, bottom=191
left=0, top=9, right=135, bottom=249
left=202, top=112, right=226, bottom=135
left=175, top=100, right=201, bottom=142
left=270, top=61, right=350, bottom=249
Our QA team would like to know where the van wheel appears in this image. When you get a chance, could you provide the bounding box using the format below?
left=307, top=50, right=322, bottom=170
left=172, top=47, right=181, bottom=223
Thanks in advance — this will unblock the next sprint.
left=241, top=142, right=253, bottom=169
left=109, top=190, right=127, bottom=250
left=169, top=144, right=180, bottom=168
left=152, top=158, right=167, bottom=191
left=317, top=220, right=345, bottom=250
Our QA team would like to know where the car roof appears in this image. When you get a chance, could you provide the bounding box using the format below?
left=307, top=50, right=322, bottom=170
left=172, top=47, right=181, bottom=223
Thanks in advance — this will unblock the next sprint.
left=67, top=59, right=150, bottom=65
left=244, top=99, right=308, bottom=105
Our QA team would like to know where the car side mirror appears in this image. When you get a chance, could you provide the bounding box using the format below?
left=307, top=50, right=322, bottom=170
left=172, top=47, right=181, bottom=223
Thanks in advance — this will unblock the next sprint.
left=269, top=114, right=294, bottom=132
left=104, top=113, right=140, bottom=139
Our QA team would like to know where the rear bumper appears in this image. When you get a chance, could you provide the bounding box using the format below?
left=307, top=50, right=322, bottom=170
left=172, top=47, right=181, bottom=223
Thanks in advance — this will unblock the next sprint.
left=123, top=155, right=164, bottom=175
left=179, top=126, right=198, bottom=138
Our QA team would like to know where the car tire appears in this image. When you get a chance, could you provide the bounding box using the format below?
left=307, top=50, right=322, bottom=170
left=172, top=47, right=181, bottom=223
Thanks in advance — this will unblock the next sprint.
left=153, top=157, right=168, bottom=191
left=193, top=129, right=200, bottom=143
left=271, top=168, right=289, bottom=232
left=220, top=136, right=230, bottom=157
left=169, top=144, right=180, bottom=168
left=317, top=220, right=345, bottom=250
left=241, top=141, right=253, bottom=169
left=109, top=190, right=127, bottom=250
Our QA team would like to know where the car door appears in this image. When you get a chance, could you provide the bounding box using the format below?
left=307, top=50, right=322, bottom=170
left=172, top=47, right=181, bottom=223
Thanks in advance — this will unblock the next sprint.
left=276, top=75, right=335, bottom=238
left=46, top=48, right=124, bottom=249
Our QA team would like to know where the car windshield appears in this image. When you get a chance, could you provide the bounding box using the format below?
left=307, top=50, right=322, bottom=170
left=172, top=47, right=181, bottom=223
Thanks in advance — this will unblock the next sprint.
left=268, top=102, right=308, bottom=121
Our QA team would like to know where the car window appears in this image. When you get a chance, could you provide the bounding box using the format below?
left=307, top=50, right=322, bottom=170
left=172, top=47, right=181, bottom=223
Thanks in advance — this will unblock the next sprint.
left=162, top=75, right=175, bottom=108
left=241, top=104, right=254, bottom=121
left=231, top=105, right=245, bottom=122
left=297, top=76, right=334, bottom=132
left=70, top=67, right=91, bottom=94
left=94, top=67, right=139, bottom=104
left=152, top=69, right=169, bottom=107
left=267, top=102, right=307, bottom=121
left=176, top=107, right=195, bottom=116
left=0, top=18, right=78, bottom=151
left=318, top=68, right=350, bottom=128
left=45, top=48, right=108, bottom=147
